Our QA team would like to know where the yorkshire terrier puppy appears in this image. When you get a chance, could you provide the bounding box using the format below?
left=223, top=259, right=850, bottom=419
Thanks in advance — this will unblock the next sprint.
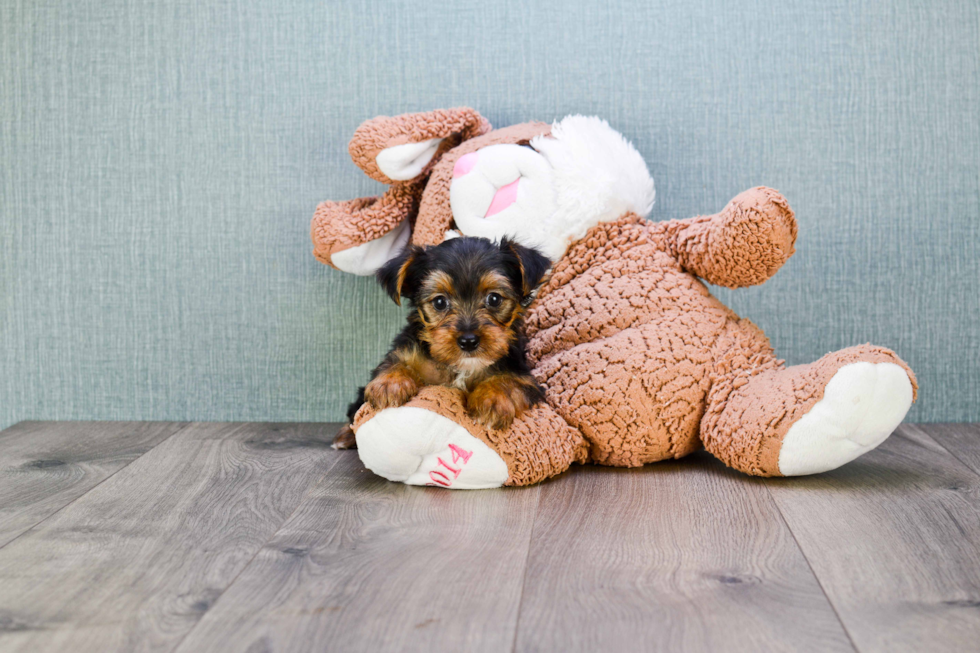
left=333, top=236, right=551, bottom=450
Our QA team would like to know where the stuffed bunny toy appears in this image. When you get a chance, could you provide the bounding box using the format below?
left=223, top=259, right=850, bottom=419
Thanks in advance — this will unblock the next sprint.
left=313, top=107, right=917, bottom=489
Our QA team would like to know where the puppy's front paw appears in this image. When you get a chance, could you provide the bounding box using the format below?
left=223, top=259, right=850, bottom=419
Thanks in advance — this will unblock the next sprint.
left=467, top=383, right=518, bottom=430
left=365, top=370, right=420, bottom=410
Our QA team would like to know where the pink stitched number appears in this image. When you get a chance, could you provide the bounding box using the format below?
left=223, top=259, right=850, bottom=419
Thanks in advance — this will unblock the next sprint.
left=428, top=470, right=451, bottom=487
left=436, top=457, right=461, bottom=478
left=425, top=444, right=474, bottom=488
left=448, top=443, right=473, bottom=465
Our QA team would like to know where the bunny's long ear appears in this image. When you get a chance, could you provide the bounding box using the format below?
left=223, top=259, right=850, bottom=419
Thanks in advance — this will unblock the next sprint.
left=312, top=108, right=491, bottom=276
left=348, top=107, right=491, bottom=184
left=311, top=180, right=421, bottom=275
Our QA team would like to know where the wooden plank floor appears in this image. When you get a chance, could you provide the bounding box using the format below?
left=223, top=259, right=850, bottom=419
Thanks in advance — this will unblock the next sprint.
left=0, top=422, right=977, bottom=653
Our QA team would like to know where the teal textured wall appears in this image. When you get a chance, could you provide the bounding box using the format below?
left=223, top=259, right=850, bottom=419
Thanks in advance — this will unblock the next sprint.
left=1, top=0, right=978, bottom=429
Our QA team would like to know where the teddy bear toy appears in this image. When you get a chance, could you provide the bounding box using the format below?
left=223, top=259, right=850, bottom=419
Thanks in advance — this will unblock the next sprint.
left=312, top=107, right=917, bottom=489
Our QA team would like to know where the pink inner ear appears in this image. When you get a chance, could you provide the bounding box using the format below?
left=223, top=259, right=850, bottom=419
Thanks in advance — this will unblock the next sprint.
left=485, top=178, right=520, bottom=217
left=453, top=152, right=478, bottom=178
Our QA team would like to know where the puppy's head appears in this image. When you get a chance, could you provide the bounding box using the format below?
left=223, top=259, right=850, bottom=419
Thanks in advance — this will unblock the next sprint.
left=377, top=237, right=550, bottom=371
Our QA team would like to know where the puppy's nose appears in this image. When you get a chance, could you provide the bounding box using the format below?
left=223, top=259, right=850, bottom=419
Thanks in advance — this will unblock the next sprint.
left=456, top=333, right=480, bottom=352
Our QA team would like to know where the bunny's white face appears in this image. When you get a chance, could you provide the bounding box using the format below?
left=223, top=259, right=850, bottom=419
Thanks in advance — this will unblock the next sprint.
left=447, top=116, right=655, bottom=262
left=448, top=143, right=562, bottom=259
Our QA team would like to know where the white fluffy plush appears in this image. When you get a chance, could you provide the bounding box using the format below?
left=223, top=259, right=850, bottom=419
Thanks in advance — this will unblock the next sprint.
left=532, top=115, right=656, bottom=242
left=449, top=143, right=561, bottom=257
left=356, top=406, right=510, bottom=489
left=449, top=115, right=656, bottom=261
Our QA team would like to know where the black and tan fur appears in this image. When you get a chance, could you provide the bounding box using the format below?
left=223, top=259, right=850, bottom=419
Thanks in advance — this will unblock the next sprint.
left=333, top=237, right=550, bottom=449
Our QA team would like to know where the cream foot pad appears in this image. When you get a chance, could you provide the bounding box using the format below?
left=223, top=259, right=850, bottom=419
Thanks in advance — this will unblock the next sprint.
left=778, top=362, right=914, bottom=476
left=356, top=406, right=509, bottom=489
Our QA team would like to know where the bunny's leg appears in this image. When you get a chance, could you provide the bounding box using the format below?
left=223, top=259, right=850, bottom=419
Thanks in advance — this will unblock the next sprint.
left=701, top=331, right=917, bottom=476
left=353, top=386, right=587, bottom=489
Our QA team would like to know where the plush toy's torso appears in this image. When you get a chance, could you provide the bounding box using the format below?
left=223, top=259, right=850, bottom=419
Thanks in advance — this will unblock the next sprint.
left=322, top=108, right=916, bottom=487
left=525, top=214, right=776, bottom=466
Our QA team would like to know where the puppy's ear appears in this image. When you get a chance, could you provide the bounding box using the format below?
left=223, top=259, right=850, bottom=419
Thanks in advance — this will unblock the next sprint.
left=500, top=238, right=551, bottom=304
left=377, top=245, right=425, bottom=306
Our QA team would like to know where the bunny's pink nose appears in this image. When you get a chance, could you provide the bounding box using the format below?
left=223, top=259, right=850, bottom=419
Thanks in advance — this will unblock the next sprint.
left=453, top=152, right=479, bottom=178
left=485, top=178, right=520, bottom=217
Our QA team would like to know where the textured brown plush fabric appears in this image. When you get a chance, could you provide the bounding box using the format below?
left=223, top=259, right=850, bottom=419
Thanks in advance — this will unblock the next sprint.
left=311, top=180, right=423, bottom=268
left=525, top=205, right=773, bottom=470
left=700, top=344, right=917, bottom=476
left=353, top=189, right=917, bottom=485
left=657, top=187, right=798, bottom=288
left=312, top=108, right=493, bottom=268
left=348, top=107, right=491, bottom=184
left=311, top=111, right=547, bottom=269
left=522, top=195, right=916, bottom=478
left=319, top=112, right=918, bottom=486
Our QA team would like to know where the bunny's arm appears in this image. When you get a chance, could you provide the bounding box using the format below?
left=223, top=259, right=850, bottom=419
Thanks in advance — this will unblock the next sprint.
left=650, top=187, right=797, bottom=288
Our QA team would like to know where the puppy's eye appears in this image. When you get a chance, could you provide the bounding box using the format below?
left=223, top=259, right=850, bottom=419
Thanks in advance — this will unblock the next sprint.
left=486, top=292, right=502, bottom=308
left=432, top=296, right=449, bottom=311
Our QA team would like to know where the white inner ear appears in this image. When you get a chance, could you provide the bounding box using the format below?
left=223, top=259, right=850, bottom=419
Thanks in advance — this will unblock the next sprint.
left=376, top=137, right=444, bottom=181
left=331, top=219, right=411, bottom=276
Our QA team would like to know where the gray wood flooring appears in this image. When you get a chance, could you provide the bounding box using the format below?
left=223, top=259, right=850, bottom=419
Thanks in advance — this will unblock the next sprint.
left=0, top=421, right=977, bottom=653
